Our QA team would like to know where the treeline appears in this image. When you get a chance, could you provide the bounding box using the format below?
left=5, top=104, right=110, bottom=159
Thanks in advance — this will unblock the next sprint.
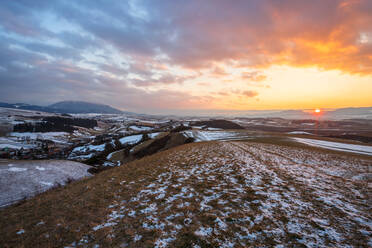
left=13, top=117, right=97, bottom=133
left=42, top=117, right=97, bottom=129
left=192, top=120, right=244, bottom=130
left=13, top=122, right=74, bottom=133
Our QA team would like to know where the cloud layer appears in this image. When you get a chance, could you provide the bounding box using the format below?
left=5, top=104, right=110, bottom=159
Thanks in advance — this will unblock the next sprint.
left=0, top=0, right=371, bottom=112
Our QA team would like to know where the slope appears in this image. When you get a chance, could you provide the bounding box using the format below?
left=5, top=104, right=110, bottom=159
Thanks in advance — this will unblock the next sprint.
left=0, top=141, right=371, bottom=247
left=49, top=101, right=123, bottom=114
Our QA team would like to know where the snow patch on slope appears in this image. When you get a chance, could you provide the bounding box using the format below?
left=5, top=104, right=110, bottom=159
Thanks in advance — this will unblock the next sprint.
left=293, top=137, right=372, bottom=156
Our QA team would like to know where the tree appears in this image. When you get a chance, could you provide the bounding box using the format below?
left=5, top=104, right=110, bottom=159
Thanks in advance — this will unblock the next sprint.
left=114, top=138, right=122, bottom=149
left=104, top=142, right=114, bottom=152
left=141, top=133, right=149, bottom=142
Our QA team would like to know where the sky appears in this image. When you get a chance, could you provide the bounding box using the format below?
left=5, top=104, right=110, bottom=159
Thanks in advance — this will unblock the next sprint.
left=0, top=0, right=371, bottom=114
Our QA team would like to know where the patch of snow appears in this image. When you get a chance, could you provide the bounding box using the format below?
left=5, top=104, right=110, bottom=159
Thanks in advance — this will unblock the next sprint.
left=154, top=237, right=176, bottom=248
left=9, top=132, right=68, bottom=141
left=92, top=222, right=117, bottom=231
left=107, top=151, right=114, bottom=160
left=103, top=161, right=117, bottom=167
left=215, top=217, right=227, bottom=230
left=9, top=132, right=66, bottom=137
left=0, top=160, right=92, bottom=208
left=206, top=127, right=223, bottom=131
left=129, top=125, right=152, bottom=131
left=0, top=143, right=32, bottom=149
left=68, top=153, right=94, bottom=160
left=288, top=131, right=313, bottom=135
left=40, top=181, right=54, bottom=186
left=128, top=210, right=136, bottom=217
left=149, top=132, right=161, bottom=139
left=195, top=226, right=213, bottom=236
left=293, top=137, right=372, bottom=156
left=134, top=234, right=142, bottom=241
left=119, top=134, right=143, bottom=145
left=8, top=167, right=27, bottom=172
left=0, top=136, right=37, bottom=149
left=140, top=203, right=157, bottom=214
left=182, top=130, right=252, bottom=142
left=71, top=143, right=106, bottom=153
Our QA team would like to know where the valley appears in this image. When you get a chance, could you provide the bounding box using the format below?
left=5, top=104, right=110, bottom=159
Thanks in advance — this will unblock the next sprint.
left=0, top=105, right=371, bottom=247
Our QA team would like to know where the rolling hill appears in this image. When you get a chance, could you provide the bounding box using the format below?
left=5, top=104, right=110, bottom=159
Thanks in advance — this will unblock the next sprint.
left=0, top=139, right=370, bottom=247
left=0, top=101, right=124, bottom=114
left=49, top=101, right=123, bottom=114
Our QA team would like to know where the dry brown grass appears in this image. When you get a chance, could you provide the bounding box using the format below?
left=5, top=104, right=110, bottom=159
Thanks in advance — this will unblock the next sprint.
left=0, top=143, right=199, bottom=247
left=0, top=140, right=371, bottom=247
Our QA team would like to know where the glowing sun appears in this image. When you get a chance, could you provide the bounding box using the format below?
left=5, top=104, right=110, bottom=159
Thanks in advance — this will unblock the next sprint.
left=315, top=108, right=321, bottom=113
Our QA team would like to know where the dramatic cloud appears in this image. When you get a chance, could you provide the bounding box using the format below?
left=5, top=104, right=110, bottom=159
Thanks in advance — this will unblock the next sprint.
left=241, top=71, right=267, bottom=82
left=241, top=90, right=259, bottom=98
left=0, top=0, right=371, bottom=112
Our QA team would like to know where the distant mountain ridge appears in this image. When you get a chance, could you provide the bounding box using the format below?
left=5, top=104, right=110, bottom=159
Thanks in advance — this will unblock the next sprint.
left=0, top=101, right=124, bottom=114
left=49, top=101, right=122, bottom=114
left=0, top=102, right=60, bottom=113
left=271, top=107, right=372, bottom=120
left=0, top=101, right=371, bottom=119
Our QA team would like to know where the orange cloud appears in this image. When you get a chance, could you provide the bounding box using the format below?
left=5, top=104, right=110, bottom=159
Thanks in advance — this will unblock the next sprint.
left=167, top=0, right=372, bottom=75
left=241, top=71, right=267, bottom=82
left=241, top=90, right=259, bottom=98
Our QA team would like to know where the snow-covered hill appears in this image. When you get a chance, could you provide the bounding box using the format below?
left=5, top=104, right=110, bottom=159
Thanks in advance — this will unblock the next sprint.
left=1, top=140, right=370, bottom=247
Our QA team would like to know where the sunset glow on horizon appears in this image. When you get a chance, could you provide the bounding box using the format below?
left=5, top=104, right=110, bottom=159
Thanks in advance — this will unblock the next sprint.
left=0, top=0, right=371, bottom=114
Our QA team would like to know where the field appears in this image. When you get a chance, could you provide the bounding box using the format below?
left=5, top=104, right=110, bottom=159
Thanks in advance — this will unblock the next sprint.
left=0, top=160, right=92, bottom=208
left=0, top=139, right=371, bottom=247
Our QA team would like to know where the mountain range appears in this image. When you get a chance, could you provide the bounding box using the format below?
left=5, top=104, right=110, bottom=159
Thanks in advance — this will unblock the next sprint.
left=49, top=101, right=123, bottom=114
left=260, top=107, right=372, bottom=120
left=0, top=101, right=371, bottom=119
left=0, top=101, right=123, bottom=114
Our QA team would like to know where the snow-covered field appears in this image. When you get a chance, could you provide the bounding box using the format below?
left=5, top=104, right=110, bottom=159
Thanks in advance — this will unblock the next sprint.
left=119, top=134, right=143, bottom=145
left=0, top=137, right=36, bottom=149
left=287, top=131, right=313, bottom=135
left=9, top=132, right=70, bottom=144
left=9, top=132, right=68, bottom=139
left=182, top=130, right=254, bottom=142
left=65, top=141, right=370, bottom=247
left=68, top=143, right=107, bottom=160
left=0, top=132, right=71, bottom=149
left=129, top=126, right=153, bottom=131
left=293, top=137, right=372, bottom=156
left=71, top=143, right=106, bottom=154
left=0, top=160, right=92, bottom=207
